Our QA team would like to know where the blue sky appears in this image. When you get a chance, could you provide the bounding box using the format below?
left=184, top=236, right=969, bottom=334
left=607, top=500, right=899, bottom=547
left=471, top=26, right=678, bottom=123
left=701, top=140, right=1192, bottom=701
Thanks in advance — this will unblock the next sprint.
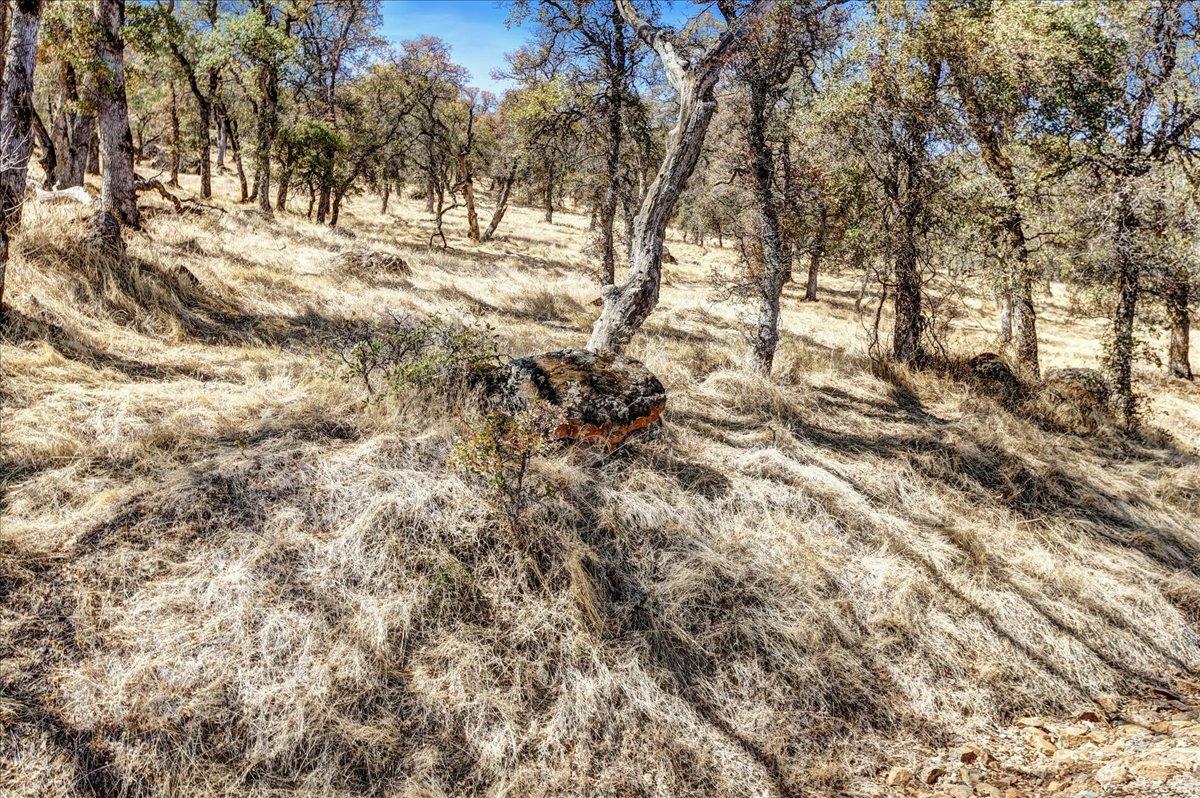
left=379, top=1, right=528, bottom=95
left=379, top=0, right=707, bottom=95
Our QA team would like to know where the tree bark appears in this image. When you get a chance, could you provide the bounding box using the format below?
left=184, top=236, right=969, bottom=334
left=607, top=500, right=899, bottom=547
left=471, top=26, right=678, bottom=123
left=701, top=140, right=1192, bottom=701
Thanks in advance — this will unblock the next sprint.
left=589, top=69, right=721, bottom=352
left=168, top=83, right=180, bottom=186
left=543, top=160, right=555, bottom=223
left=803, top=204, right=827, bottom=302
left=94, top=0, right=139, bottom=229
left=1166, top=267, right=1192, bottom=380
left=892, top=215, right=925, bottom=365
left=225, top=113, right=248, bottom=202
left=215, top=113, right=226, bottom=171
left=481, top=162, right=517, bottom=242
left=380, top=177, right=390, bottom=214
left=745, top=80, right=790, bottom=374
left=1110, top=195, right=1140, bottom=426
left=460, top=152, right=480, bottom=243
left=253, top=19, right=280, bottom=215
left=997, top=291, right=1013, bottom=344
left=0, top=0, right=44, bottom=307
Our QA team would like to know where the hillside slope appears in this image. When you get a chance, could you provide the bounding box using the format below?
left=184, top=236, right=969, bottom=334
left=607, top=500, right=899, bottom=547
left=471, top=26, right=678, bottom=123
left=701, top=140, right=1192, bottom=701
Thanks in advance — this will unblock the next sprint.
left=2, top=178, right=1199, bottom=797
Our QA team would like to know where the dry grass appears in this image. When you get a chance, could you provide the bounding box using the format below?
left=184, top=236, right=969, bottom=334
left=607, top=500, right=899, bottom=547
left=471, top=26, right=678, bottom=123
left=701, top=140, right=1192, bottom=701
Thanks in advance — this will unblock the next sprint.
left=2, top=172, right=1199, bottom=797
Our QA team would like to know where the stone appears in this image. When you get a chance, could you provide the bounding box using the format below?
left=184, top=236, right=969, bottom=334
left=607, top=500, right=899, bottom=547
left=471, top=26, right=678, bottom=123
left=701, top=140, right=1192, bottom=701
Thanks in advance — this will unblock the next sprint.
left=965, top=352, right=1026, bottom=405
left=1094, top=761, right=1128, bottom=786
left=885, top=766, right=914, bottom=786
left=920, top=764, right=948, bottom=785
left=483, top=349, right=667, bottom=447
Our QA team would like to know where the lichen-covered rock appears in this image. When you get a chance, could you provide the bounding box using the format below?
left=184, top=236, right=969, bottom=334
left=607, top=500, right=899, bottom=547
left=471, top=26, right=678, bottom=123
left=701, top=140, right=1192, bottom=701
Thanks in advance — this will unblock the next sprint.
left=965, top=352, right=1026, bottom=405
left=484, top=348, right=666, bottom=446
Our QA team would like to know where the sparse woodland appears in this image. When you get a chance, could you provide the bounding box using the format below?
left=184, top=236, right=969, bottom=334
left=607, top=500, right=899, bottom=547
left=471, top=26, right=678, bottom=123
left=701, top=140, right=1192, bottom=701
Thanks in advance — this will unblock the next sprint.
left=2, top=1, right=1200, bottom=797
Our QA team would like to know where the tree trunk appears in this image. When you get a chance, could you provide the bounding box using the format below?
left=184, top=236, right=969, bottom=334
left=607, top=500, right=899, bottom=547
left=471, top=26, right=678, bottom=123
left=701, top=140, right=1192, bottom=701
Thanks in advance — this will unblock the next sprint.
left=197, top=100, right=212, bottom=198
left=380, top=178, right=390, bottom=214
left=215, top=113, right=226, bottom=171
left=94, top=0, right=139, bottom=229
left=953, top=66, right=1039, bottom=377
left=226, top=114, right=248, bottom=202
left=1110, top=196, right=1140, bottom=426
left=168, top=83, right=180, bottom=186
left=588, top=68, right=724, bottom=353
left=330, top=189, right=343, bottom=226
left=803, top=205, right=827, bottom=302
left=481, top=162, right=517, bottom=242
left=460, top=153, right=480, bottom=242
left=0, top=0, right=9, bottom=80
left=316, top=174, right=331, bottom=223
left=598, top=0, right=626, bottom=286
left=50, top=63, right=96, bottom=189
left=745, top=80, right=790, bottom=374
left=1166, top=267, right=1192, bottom=380
left=997, top=291, right=1013, bottom=344
left=87, top=128, right=100, bottom=174
left=892, top=218, right=925, bottom=366
left=424, top=164, right=436, bottom=214
left=0, top=0, right=44, bottom=307
left=30, top=107, right=55, bottom=189
left=544, top=161, right=554, bottom=223
left=253, top=44, right=278, bottom=215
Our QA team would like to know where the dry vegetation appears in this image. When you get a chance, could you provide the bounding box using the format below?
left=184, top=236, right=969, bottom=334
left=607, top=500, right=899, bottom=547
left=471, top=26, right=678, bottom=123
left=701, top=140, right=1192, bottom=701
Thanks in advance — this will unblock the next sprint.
left=2, top=173, right=1200, bottom=797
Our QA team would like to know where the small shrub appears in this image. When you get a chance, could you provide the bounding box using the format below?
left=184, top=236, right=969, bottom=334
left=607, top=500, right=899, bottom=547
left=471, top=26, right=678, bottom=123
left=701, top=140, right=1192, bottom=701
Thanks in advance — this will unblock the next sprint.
left=450, top=402, right=566, bottom=536
left=333, top=314, right=500, bottom=401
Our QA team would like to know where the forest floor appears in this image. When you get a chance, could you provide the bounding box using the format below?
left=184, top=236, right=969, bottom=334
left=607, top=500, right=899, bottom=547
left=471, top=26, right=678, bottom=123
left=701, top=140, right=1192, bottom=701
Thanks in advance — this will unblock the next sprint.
left=2, top=173, right=1199, bottom=797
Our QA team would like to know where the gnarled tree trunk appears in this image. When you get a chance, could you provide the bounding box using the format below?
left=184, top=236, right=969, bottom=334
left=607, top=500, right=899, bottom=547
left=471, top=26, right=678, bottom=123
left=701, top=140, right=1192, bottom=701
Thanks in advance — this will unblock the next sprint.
left=94, top=0, right=139, bottom=229
left=481, top=162, right=517, bottom=242
left=588, top=0, right=772, bottom=353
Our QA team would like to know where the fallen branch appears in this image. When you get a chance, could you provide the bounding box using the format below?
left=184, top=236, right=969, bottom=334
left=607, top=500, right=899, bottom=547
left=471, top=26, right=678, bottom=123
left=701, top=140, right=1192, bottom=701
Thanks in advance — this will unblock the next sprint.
left=32, top=184, right=95, bottom=206
left=135, top=178, right=188, bottom=213
left=134, top=177, right=225, bottom=216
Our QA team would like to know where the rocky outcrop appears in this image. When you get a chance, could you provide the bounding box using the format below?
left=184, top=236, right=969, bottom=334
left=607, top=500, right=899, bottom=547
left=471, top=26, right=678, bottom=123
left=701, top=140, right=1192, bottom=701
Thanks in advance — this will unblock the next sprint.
left=966, top=352, right=1026, bottom=405
left=884, top=689, right=1200, bottom=797
left=484, top=348, right=666, bottom=447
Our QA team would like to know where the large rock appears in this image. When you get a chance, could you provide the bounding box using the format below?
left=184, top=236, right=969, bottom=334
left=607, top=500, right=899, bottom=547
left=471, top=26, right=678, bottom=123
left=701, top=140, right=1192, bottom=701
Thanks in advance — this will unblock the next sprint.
left=484, top=348, right=666, bottom=446
left=965, top=352, right=1026, bottom=405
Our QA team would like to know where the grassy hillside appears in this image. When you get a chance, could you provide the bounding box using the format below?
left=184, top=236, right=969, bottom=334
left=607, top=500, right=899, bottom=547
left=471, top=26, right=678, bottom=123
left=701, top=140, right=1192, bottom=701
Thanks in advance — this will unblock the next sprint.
left=2, top=175, right=1199, bottom=797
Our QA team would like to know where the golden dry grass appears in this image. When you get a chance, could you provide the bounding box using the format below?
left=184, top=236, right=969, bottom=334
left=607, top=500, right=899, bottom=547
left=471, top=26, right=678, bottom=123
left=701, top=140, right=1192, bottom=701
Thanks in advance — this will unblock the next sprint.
left=2, top=171, right=1199, bottom=797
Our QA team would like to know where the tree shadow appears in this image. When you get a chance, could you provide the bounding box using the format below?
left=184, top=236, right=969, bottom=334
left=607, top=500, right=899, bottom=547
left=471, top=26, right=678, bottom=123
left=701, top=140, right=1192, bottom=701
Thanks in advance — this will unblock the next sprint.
left=1, top=308, right=217, bottom=382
